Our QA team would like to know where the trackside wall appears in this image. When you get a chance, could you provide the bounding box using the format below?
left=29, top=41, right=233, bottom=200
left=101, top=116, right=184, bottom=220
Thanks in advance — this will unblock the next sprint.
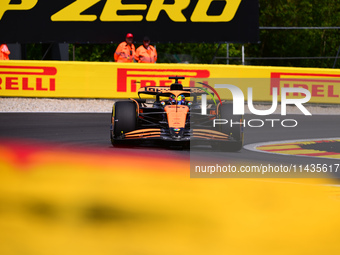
left=0, top=61, right=340, bottom=104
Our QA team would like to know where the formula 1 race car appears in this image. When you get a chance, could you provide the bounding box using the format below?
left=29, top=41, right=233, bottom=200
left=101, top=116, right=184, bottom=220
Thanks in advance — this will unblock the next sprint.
left=110, top=77, right=244, bottom=151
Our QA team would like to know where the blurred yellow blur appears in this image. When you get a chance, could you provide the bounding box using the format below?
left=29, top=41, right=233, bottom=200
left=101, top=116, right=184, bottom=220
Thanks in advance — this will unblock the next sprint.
left=0, top=140, right=339, bottom=255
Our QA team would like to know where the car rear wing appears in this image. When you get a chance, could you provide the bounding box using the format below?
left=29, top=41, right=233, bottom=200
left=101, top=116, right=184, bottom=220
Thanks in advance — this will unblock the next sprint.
left=137, top=86, right=208, bottom=96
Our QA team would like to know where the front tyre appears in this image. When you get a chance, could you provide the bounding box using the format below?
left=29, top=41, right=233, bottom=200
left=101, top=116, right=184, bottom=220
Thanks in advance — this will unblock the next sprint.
left=111, top=101, right=137, bottom=146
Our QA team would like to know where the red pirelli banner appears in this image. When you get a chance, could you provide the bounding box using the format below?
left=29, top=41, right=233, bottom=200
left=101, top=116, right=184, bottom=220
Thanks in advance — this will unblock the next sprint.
left=0, top=60, right=340, bottom=104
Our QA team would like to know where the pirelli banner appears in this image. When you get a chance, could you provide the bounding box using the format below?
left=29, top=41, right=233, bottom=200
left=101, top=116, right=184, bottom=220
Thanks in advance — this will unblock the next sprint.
left=0, top=0, right=259, bottom=43
left=1, top=61, right=340, bottom=104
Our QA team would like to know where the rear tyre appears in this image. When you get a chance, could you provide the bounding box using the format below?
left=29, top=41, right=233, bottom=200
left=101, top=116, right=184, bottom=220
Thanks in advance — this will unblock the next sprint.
left=111, top=101, right=137, bottom=146
left=213, top=103, right=244, bottom=152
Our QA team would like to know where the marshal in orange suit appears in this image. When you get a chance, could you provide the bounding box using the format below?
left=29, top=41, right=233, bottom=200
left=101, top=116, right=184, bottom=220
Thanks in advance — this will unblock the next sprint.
left=0, top=44, right=10, bottom=60
left=135, top=36, right=157, bottom=63
left=114, top=33, right=136, bottom=63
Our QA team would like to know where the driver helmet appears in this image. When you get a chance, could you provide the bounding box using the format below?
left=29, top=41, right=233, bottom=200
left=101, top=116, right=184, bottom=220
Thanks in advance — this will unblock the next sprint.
left=169, top=94, right=176, bottom=104
left=177, top=95, right=185, bottom=105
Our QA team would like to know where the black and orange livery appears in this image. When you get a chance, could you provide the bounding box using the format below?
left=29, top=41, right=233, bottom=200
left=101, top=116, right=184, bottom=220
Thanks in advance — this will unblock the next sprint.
left=110, top=77, right=244, bottom=151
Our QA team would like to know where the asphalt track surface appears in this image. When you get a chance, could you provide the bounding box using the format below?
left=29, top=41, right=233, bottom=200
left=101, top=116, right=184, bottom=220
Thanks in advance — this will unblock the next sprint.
left=0, top=113, right=339, bottom=177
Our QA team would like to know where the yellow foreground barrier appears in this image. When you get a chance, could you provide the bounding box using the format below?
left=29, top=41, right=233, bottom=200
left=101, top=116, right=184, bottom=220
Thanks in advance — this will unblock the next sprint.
left=0, top=60, right=340, bottom=103
left=0, top=139, right=340, bottom=255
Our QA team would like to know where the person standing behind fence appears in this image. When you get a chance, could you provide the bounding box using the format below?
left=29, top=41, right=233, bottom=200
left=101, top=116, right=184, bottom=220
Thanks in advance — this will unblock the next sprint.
left=0, top=44, right=10, bottom=60
left=135, top=36, right=157, bottom=63
left=114, top=33, right=135, bottom=63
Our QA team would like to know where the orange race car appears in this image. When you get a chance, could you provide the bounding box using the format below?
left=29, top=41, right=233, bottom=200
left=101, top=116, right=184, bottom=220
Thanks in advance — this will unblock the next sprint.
left=110, top=77, right=244, bottom=151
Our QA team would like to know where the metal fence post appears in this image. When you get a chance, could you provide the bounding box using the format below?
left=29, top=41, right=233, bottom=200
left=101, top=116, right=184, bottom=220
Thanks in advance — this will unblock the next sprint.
left=226, top=43, right=229, bottom=64
left=333, top=45, right=340, bottom=68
